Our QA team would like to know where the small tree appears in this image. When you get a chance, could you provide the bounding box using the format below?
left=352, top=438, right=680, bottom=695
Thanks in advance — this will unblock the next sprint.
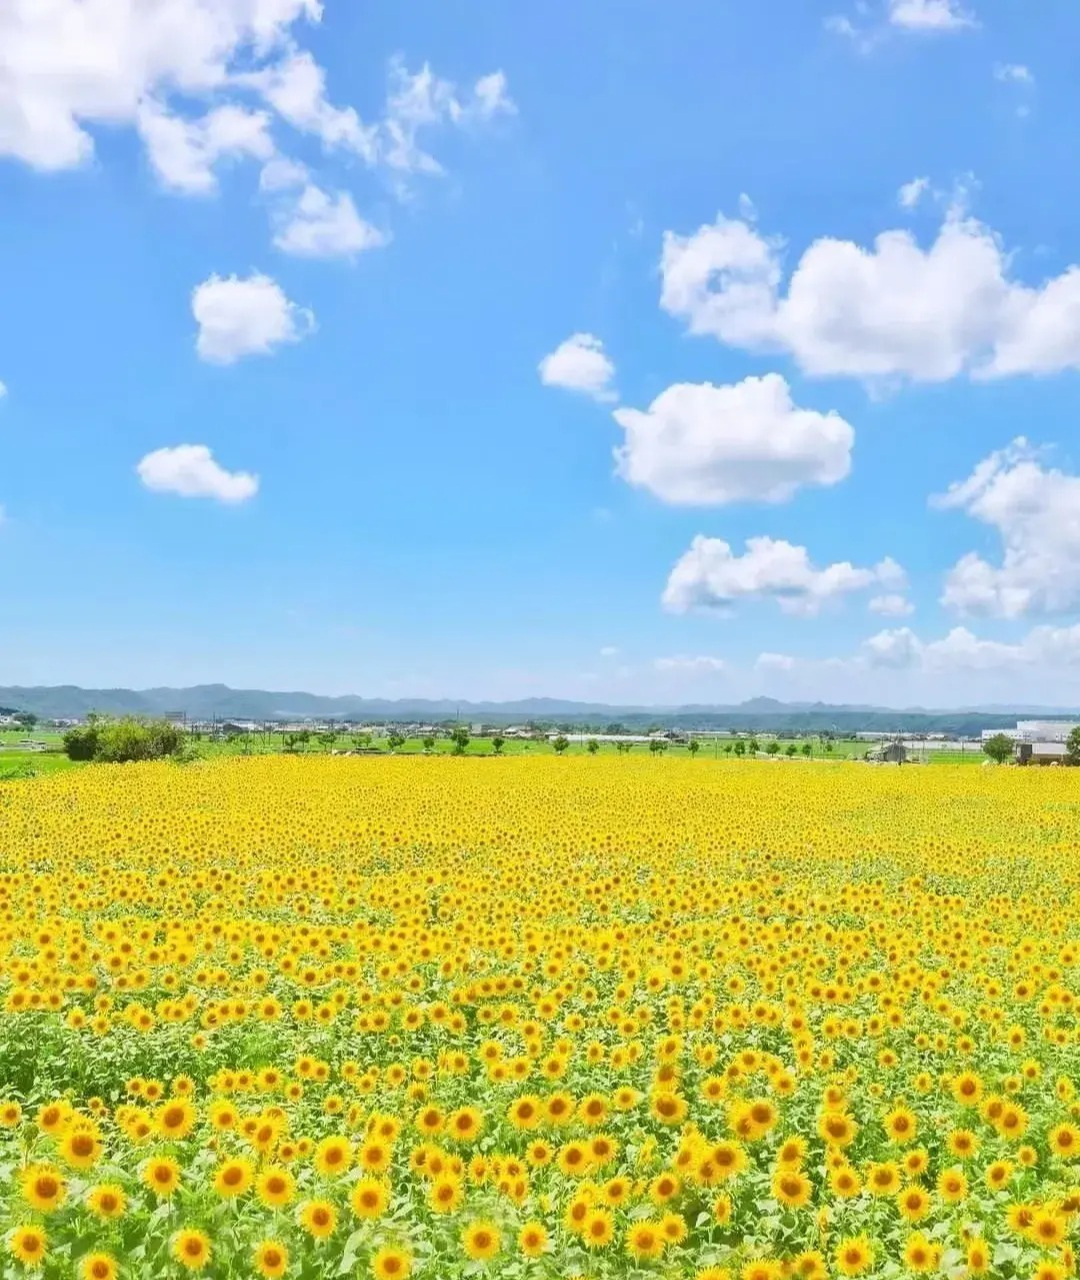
left=615, top=741, right=632, bottom=755
left=323, top=729, right=338, bottom=753
left=13, top=712, right=37, bottom=729
left=825, top=740, right=835, bottom=754
left=748, top=736, right=760, bottom=755
left=1066, top=726, right=1080, bottom=766
left=387, top=732, right=406, bottom=753
left=732, top=740, right=746, bottom=758
left=688, top=739, right=700, bottom=756
left=63, top=724, right=100, bottom=761
left=766, top=741, right=780, bottom=756
left=451, top=726, right=470, bottom=756
left=786, top=743, right=798, bottom=757
left=552, top=735, right=569, bottom=755
left=352, top=731, right=372, bottom=751
left=649, top=739, right=667, bottom=755
left=422, top=735, right=436, bottom=753
left=801, top=742, right=813, bottom=758
left=492, top=735, right=506, bottom=756
left=983, top=733, right=1014, bottom=765
left=586, top=739, right=599, bottom=755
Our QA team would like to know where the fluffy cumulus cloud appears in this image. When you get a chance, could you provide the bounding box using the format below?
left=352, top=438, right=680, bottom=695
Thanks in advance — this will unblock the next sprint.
left=654, top=655, right=726, bottom=673
left=270, top=182, right=387, bottom=259
left=934, top=439, right=1080, bottom=618
left=888, top=0, right=974, bottom=30
left=861, top=624, right=1080, bottom=672
left=612, top=375, right=853, bottom=506
left=662, top=535, right=905, bottom=616
left=898, top=176, right=930, bottom=209
left=0, top=2, right=511, bottom=252
left=538, top=334, right=616, bottom=402
left=868, top=593, right=915, bottom=616
left=192, top=272, right=314, bottom=364
left=137, top=444, right=258, bottom=502
left=135, top=100, right=273, bottom=194
left=660, top=207, right=1080, bottom=382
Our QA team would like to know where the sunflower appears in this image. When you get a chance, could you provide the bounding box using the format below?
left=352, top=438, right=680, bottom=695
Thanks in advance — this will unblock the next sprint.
left=834, top=1236, right=874, bottom=1277
left=254, top=1240, right=288, bottom=1279
left=141, top=1156, right=181, bottom=1199
left=583, top=1208, right=615, bottom=1249
left=1051, top=1124, right=1080, bottom=1160
left=313, top=1136, right=352, bottom=1177
left=156, top=1099, right=197, bottom=1140
left=626, top=1221, right=665, bottom=1260
left=86, top=1184, right=126, bottom=1219
left=350, top=1177, right=390, bottom=1219
left=428, top=1174, right=464, bottom=1213
left=80, top=1254, right=118, bottom=1280
left=298, top=1199, right=337, bottom=1238
left=59, top=1128, right=102, bottom=1170
left=897, top=1185, right=931, bottom=1221
left=255, top=1166, right=295, bottom=1208
left=20, top=1164, right=67, bottom=1213
left=883, top=1106, right=917, bottom=1144
left=772, top=1168, right=812, bottom=1208
left=866, top=1161, right=901, bottom=1197
left=937, top=1166, right=968, bottom=1203
left=7, top=1226, right=47, bottom=1269
left=518, top=1222, right=548, bottom=1258
left=903, top=1233, right=939, bottom=1273
left=213, top=1157, right=254, bottom=1198
left=966, top=1241, right=990, bottom=1274
left=461, top=1221, right=501, bottom=1261
left=371, top=1246, right=412, bottom=1279
left=171, top=1229, right=212, bottom=1272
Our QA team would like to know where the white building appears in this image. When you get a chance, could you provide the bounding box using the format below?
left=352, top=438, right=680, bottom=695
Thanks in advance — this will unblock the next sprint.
left=1016, top=720, right=1080, bottom=743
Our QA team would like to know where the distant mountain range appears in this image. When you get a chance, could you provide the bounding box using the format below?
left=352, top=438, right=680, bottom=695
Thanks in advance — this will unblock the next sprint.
left=3, top=685, right=1078, bottom=735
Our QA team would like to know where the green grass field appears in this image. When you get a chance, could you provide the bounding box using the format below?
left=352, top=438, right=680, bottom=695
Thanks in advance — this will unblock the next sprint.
left=0, top=726, right=993, bottom=781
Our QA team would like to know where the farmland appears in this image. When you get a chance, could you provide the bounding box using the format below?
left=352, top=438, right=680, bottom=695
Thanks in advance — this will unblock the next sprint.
left=1, top=755, right=1079, bottom=1279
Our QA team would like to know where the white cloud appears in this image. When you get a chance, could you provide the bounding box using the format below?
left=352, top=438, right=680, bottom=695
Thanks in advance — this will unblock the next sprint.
left=654, top=655, right=726, bottom=673
left=663, top=535, right=904, bottom=616
left=861, top=623, right=1080, bottom=673
left=934, top=438, right=1080, bottom=618
left=661, top=206, right=1080, bottom=382
left=137, top=444, right=258, bottom=503
left=192, top=272, right=314, bottom=364
left=0, top=0, right=319, bottom=171
left=898, top=176, right=930, bottom=209
left=613, top=375, right=853, bottom=507
left=0, top=380, right=7, bottom=399
left=271, top=183, right=387, bottom=259
left=136, top=100, right=273, bottom=194
left=538, top=334, right=616, bottom=402
left=869, top=593, right=915, bottom=616
left=888, top=0, right=975, bottom=30
left=258, top=155, right=309, bottom=191
left=381, top=58, right=515, bottom=177
left=995, top=63, right=1033, bottom=85
left=599, top=646, right=620, bottom=658
left=755, top=652, right=796, bottom=672
left=240, top=49, right=376, bottom=158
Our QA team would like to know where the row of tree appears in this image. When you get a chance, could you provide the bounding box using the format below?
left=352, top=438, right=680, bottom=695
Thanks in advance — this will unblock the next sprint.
left=62, top=717, right=187, bottom=764
left=983, top=728, right=1080, bottom=764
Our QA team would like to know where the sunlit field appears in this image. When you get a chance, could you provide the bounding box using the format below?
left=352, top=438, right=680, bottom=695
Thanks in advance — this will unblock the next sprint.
left=2, top=756, right=1079, bottom=1280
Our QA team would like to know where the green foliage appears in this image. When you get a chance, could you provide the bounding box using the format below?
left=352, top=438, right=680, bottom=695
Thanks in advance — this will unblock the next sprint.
left=552, top=735, right=569, bottom=755
left=422, top=735, right=437, bottom=752
left=786, top=743, right=798, bottom=756
left=766, top=741, right=780, bottom=755
left=62, top=724, right=101, bottom=761
left=450, top=726, right=470, bottom=756
left=802, top=742, right=813, bottom=757
left=586, top=739, right=599, bottom=755
left=688, top=739, right=700, bottom=756
left=732, top=740, right=746, bottom=757
left=387, top=733, right=406, bottom=752
left=984, top=733, right=1015, bottom=764
left=64, top=718, right=184, bottom=764
left=492, top=735, right=506, bottom=755
left=1067, top=726, right=1080, bottom=765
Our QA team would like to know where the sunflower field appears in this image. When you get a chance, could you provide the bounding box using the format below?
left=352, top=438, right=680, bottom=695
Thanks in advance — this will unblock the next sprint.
left=1, top=755, right=1079, bottom=1280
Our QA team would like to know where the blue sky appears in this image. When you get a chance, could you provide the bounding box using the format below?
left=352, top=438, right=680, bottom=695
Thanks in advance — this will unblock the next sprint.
left=3, top=0, right=1080, bottom=706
